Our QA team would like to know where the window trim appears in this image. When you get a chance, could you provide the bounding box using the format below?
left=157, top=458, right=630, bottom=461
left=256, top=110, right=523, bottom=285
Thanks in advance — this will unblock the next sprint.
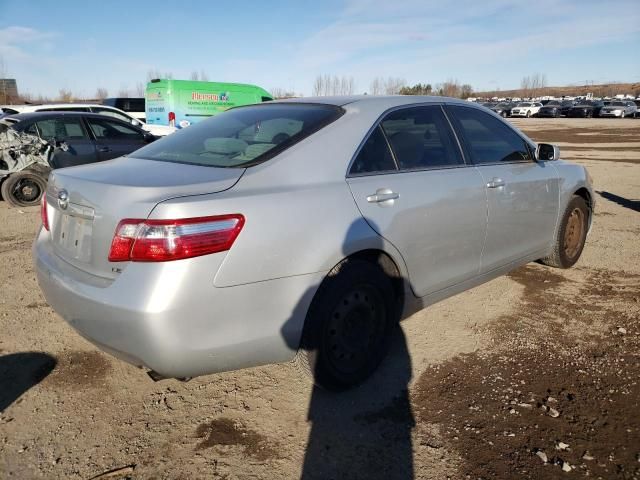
left=346, top=102, right=470, bottom=178
left=445, top=104, right=538, bottom=167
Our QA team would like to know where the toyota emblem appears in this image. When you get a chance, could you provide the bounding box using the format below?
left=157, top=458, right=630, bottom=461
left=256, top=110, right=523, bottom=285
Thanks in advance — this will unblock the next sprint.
left=57, top=189, right=69, bottom=210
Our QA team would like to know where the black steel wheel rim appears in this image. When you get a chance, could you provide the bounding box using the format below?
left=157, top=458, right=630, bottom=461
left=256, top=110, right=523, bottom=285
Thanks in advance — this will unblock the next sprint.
left=323, top=284, right=386, bottom=376
left=13, top=178, right=42, bottom=204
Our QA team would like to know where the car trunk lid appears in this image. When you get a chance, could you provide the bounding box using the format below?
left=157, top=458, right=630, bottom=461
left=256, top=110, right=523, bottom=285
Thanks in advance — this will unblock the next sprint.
left=45, top=157, right=244, bottom=279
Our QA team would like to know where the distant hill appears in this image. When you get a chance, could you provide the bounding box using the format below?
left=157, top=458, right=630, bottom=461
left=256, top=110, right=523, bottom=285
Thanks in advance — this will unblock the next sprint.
left=475, top=82, right=640, bottom=99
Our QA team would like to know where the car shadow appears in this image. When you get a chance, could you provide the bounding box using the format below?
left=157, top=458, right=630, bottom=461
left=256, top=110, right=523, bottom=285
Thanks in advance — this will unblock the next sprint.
left=281, top=218, right=415, bottom=480
left=0, top=352, right=56, bottom=412
left=597, top=191, right=640, bottom=213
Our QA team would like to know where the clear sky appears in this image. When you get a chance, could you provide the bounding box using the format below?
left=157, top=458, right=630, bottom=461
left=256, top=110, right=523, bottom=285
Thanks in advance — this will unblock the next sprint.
left=1, top=0, right=639, bottom=98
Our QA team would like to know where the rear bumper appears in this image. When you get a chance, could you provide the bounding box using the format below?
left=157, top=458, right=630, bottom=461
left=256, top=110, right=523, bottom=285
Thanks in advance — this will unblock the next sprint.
left=34, top=228, right=323, bottom=378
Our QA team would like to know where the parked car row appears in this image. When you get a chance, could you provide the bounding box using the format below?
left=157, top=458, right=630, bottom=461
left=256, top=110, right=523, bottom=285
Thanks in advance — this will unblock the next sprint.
left=480, top=99, right=639, bottom=118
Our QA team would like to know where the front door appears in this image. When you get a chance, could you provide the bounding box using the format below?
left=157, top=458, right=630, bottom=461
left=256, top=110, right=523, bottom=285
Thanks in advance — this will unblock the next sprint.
left=446, top=105, right=559, bottom=271
left=347, top=105, right=487, bottom=297
left=84, top=117, right=148, bottom=161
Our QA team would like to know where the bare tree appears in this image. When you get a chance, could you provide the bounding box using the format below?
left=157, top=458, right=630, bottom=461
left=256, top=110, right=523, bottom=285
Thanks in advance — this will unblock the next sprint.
left=146, top=69, right=174, bottom=82
left=95, top=87, right=109, bottom=100
left=117, top=87, right=130, bottom=98
left=460, top=84, right=474, bottom=99
left=312, top=75, right=356, bottom=96
left=58, top=89, right=73, bottom=102
left=370, top=77, right=384, bottom=95
left=270, top=87, right=299, bottom=99
left=383, top=77, right=406, bottom=95
left=134, top=82, right=145, bottom=97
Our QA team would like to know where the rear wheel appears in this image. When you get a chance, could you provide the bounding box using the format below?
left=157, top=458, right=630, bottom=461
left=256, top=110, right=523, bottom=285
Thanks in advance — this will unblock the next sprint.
left=540, top=195, right=589, bottom=269
left=501, top=111, right=508, bottom=118
left=295, top=259, right=397, bottom=391
left=0, top=171, right=47, bottom=208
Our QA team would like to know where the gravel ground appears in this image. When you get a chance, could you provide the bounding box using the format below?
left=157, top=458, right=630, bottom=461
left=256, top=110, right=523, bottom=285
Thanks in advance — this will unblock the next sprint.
left=0, top=118, right=639, bottom=479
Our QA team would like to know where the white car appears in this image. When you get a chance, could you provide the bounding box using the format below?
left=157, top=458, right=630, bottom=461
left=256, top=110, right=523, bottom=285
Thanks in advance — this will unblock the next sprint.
left=4, top=104, right=176, bottom=136
left=510, top=102, right=543, bottom=117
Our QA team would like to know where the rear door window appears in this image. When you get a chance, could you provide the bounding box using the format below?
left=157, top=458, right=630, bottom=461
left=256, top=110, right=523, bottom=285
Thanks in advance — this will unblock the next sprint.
left=34, top=118, right=89, bottom=140
left=448, top=106, right=531, bottom=164
left=380, top=106, right=464, bottom=170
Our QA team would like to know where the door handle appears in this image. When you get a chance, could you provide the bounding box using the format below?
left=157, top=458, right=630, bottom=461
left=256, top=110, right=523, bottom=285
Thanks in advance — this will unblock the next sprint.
left=486, top=178, right=505, bottom=188
left=97, top=146, right=111, bottom=153
left=367, top=188, right=399, bottom=203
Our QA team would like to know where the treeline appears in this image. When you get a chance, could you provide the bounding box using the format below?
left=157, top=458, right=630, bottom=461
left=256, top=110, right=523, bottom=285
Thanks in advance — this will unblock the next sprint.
left=308, top=75, right=474, bottom=98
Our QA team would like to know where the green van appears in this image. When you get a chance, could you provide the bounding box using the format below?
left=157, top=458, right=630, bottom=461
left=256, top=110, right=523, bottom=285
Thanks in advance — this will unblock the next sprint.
left=145, top=79, right=273, bottom=128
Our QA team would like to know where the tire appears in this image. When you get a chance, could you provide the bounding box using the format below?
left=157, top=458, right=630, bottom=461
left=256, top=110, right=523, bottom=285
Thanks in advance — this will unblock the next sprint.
left=0, top=171, right=47, bottom=208
left=501, top=111, right=508, bottom=118
left=295, top=258, right=397, bottom=391
left=621, top=111, right=625, bottom=118
left=526, top=111, right=531, bottom=118
left=540, top=195, right=589, bottom=269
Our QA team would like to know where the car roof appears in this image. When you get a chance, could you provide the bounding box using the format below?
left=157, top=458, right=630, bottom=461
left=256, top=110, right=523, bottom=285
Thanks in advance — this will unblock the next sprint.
left=274, top=95, right=471, bottom=108
left=9, top=103, right=116, bottom=111
left=4, top=111, right=135, bottom=122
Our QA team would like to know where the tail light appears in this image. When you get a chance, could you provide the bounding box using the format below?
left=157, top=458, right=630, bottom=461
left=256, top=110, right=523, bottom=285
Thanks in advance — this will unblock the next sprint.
left=168, top=111, right=176, bottom=128
left=41, top=192, right=50, bottom=231
left=108, top=214, right=244, bottom=262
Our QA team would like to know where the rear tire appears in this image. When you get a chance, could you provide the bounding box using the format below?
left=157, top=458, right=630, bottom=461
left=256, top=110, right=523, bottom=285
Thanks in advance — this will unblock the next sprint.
left=295, top=258, right=397, bottom=391
left=540, top=195, right=589, bottom=269
left=0, top=171, right=47, bottom=208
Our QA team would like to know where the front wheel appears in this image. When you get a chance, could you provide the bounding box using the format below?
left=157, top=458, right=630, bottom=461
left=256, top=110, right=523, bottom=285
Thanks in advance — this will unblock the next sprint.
left=295, top=259, right=397, bottom=391
left=621, top=111, right=626, bottom=118
left=540, top=195, right=589, bottom=269
left=0, top=171, right=47, bottom=208
left=526, top=111, right=532, bottom=118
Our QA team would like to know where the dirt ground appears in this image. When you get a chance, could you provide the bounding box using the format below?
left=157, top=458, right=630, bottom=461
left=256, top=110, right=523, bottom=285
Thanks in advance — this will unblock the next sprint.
left=1, top=118, right=639, bottom=480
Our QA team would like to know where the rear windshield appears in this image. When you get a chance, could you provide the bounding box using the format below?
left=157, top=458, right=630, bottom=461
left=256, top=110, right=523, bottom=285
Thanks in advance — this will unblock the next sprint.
left=131, top=103, right=344, bottom=168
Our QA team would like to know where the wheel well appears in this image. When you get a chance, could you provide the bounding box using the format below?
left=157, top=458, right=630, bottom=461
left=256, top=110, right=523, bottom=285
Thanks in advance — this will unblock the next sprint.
left=574, top=187, right=593, bottom=221
left=346, top=249, right=405, bottom=317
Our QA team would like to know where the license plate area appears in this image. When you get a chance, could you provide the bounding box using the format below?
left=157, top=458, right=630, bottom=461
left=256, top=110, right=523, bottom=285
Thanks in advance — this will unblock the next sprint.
left=53, top=204, right=94, bottom=262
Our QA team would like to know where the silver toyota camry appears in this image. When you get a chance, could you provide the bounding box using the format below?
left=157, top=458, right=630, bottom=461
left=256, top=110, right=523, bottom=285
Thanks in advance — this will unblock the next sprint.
left=34, top=96, right=594, bottom=390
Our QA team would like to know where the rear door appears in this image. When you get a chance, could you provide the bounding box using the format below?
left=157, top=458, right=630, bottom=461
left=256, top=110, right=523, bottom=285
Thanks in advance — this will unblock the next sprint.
left=347, top=105, right=487, bottom=297
left=84, top=116, right=148, bottom=161
left=33, top=116, right=97, bottom=168
left=447, top=105, right=559, bottom=272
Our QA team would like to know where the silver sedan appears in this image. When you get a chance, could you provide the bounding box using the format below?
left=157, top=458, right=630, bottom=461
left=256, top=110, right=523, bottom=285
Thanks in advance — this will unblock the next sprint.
left=34, top=96, right=594, bottom=390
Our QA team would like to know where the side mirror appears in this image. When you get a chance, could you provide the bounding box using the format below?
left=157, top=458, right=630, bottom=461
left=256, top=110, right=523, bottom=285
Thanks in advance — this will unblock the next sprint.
left=536, top=143, right=559, bottom=161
